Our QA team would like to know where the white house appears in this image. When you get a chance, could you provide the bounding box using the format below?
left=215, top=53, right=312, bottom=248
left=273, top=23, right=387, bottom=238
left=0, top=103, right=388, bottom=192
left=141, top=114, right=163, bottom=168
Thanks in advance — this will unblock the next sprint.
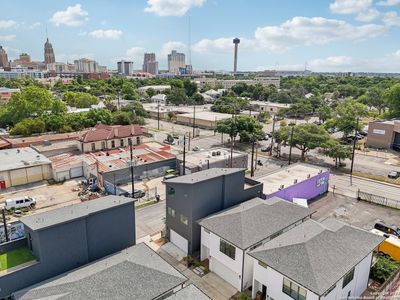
left=249, top=219, right=385, bottom=300
left=151, top=94, right=167, bottom=106
left=198, top=197, right=313, bottom=291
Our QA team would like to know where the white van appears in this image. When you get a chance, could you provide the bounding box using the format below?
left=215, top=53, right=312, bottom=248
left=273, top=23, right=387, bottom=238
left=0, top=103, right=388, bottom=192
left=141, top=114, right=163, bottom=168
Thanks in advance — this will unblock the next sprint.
left=4, top=196, right=36, bottom=211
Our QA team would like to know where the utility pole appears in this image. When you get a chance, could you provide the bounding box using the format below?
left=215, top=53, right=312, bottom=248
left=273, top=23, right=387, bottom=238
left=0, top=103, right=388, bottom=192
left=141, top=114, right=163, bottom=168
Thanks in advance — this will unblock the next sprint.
left=188, top=132, right=191, bottom=152
left=129, top=139, right=135, bottom=198
left=192, top=104, right=196, bottom=137
left=207, top=160, right=210, bottom=169
left=157, top=99, right=160, bottom=130
left=2, top=209, right=9, bottom=242
left=350, top=117, right=359, bottom=186
left=288, top=125, right=295, bottom=165
left=269, top=115, right=276, bottom=156
left=250, top=138, right=255, bottom=177
left=182, top=134, right=186, bottom=175
left=255, top=142, right=258, bottom=171
left=230, top=111, right=235, bottom=168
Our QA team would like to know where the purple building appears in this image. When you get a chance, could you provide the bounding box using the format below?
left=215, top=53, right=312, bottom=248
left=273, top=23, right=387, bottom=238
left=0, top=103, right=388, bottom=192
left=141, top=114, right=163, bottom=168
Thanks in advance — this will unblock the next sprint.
left=256, top=163, right=330, bottom=202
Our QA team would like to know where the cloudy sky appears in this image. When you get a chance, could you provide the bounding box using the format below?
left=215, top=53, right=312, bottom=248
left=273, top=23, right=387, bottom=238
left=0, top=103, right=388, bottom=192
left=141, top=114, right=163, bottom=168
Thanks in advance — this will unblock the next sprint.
left=1, top=0, right=400, bottom=72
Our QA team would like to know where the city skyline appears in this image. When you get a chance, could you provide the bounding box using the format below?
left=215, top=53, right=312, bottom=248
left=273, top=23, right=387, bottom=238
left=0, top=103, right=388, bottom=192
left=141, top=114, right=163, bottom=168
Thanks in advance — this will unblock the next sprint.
left=1, top=0, right=400, bottom=72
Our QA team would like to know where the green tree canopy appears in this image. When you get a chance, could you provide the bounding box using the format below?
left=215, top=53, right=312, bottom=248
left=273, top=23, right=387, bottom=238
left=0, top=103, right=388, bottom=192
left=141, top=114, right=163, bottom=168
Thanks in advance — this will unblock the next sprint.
left=274, top=123, right=331, bottom=160
left=385, top=83, right=400, bottom=117
left=211, top=96, right=249, bottom=114
left=63, top=91, right=99, bottom=108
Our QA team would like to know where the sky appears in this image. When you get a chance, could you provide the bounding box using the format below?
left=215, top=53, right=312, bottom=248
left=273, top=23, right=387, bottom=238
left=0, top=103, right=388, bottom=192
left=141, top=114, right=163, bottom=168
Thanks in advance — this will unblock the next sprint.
left=1, top=0, right=400, bottom=72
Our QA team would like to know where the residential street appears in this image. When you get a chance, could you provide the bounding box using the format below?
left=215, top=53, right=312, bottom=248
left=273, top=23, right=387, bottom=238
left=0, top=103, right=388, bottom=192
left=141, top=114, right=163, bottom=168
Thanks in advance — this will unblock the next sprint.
left=135, top=200, right=165, bottom=239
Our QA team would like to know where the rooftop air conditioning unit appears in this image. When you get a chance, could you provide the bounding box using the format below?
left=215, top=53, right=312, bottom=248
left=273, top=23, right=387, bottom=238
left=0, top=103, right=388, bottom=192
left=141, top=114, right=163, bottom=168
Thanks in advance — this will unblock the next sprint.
left=294, top=179, right=298, bottom=184
left=212, top=152, right=216, bottom=156
left=279, top=185, right=284, bottom=190
left=216, top=151, right=221, bottom=156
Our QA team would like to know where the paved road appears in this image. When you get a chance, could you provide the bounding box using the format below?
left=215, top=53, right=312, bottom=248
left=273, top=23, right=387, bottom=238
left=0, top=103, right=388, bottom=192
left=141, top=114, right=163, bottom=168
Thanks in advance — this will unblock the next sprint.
left=330, top=173, right=400, bottom=200
left=135, top=201, right=165, bottom=239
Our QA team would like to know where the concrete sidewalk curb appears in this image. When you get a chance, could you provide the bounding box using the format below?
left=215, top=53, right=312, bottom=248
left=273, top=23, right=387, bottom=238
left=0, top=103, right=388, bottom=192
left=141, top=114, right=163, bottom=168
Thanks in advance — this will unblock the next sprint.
left=333, top=173, right=400, bottom=189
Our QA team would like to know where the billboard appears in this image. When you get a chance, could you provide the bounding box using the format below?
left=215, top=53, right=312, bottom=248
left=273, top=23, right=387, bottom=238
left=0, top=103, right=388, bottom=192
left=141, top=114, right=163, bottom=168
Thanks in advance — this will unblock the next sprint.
left=0, top=221, right=25, bottom=244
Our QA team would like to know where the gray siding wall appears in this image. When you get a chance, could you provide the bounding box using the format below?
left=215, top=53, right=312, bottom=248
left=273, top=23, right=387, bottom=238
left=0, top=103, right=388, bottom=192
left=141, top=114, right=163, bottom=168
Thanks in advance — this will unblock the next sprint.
left=166, top=170, right=263, bottom=255
left=86, top=203, right=135, bottom=261
left=0, top=204, right=136, bottom=298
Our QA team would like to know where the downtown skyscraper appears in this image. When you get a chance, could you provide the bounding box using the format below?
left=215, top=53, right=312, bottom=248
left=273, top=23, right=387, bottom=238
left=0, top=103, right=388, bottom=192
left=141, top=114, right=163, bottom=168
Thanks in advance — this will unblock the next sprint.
left=44, top=38, right=55, bottom=65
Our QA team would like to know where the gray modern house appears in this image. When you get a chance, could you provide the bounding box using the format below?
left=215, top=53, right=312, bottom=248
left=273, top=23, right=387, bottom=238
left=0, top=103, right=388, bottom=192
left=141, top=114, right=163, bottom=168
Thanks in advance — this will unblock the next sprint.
left=0, top=195, right=135, bottom=298
left=13, top=243, right=208, bottom=300
left=165, top=168, right=263, bottom=255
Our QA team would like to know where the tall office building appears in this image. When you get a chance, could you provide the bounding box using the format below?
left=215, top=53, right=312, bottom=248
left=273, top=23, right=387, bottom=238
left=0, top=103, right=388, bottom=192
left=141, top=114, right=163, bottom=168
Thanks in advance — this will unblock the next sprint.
left=117, top=60, right=134, bottom=76
left=44, top=38, right=56, bottom=65
left=142, top=53, right=158, bottom=75
left=168, top=50, right=185, bottom=74
left=0, top=46, right=9, bottom=68
left=74, top=58, right=98, bottom=73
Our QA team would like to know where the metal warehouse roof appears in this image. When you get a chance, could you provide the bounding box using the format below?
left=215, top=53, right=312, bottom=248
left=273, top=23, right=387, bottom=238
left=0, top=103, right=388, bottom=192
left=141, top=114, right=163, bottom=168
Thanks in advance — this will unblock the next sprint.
left=0, top=147, right=52, bottom=172
left=21, top=195, right=134, bottom=231
left=13, top=243, right=187, bottom=300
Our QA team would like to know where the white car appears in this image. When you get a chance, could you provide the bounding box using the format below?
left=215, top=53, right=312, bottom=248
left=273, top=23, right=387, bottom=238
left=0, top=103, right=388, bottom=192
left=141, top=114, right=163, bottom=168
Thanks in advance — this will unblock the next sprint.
left=4, top=196, right=36, bottom=211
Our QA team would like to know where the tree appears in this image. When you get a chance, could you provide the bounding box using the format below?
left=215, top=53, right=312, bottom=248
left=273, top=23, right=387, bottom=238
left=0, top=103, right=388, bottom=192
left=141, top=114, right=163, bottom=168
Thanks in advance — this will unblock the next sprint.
left=191, top=93, right=204, bottom=105
left=322, top=139, right=352, bottom=167
left=216, top=116, right=264, bottom=143
left=183, top=79, right=197, bottom=97
left=211, top=96, right=249, bottom=114
left=385, top=83, right=400, bottom=117
left=274, top=123, right=331, bottom=160
left=167, top=88, right=188, bottom=105
left=63, top=91, right=99, bottom=108
left=146, top=88, right=156, bottom=98
left=316, top=106, right=332, bottom=123
left=325, top=99, right=368, bottom=137
left=361, top=88, right=386, bottom=114
left=121, top=82, right=139, bottom=100
left=7, top=86, right=53, bottom=123
left=10, top=118, right=46, bottom=136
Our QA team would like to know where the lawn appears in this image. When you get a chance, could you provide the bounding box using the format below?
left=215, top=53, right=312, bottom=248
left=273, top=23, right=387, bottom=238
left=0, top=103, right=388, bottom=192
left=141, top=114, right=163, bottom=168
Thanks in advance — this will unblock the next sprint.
left=0, top=247, right=35, bottom=271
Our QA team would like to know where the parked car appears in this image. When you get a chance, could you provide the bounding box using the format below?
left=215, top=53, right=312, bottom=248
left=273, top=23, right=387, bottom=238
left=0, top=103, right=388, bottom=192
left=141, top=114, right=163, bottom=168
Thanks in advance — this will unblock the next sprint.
left=388, top=171, right=400, bottom=179
left=119, top=189, right=146, bottom=199
left=163, top=139, right=175, bottom=145
left=192, top=146, right=203, bottom=151
left=260, top=146, right=269, bottom=152
left=13, top=210, right=22, bottom=217
left=374, top=223, right=400, bottom=238
left=359, top=130, right=368, bottom=136
left=5, top=196, right=36, bottom=211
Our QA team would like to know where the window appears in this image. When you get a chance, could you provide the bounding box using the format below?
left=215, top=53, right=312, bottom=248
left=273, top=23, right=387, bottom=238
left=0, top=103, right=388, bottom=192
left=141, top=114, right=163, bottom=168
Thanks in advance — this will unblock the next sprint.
left=342, top=268, right=355, bottom=288
left=167, top=187, right=175, bottom=195
left=111, top=140, right=115, bottom=148
left=120, top=139, right=124, bottom=147
left=167, top=207, right=175, bottom=217
left=101, top=141, right=106, bottom=150
left=128, top=138, right=132, bottom=146
left=136, top=136, right=141, bottom=144
left=283, top=278, right=307, bottom=300
left=91, top=143, right=96, bottom=151
left=219, top=239, right=236, bottom=260
left=180, top=214, right=188, bottom=226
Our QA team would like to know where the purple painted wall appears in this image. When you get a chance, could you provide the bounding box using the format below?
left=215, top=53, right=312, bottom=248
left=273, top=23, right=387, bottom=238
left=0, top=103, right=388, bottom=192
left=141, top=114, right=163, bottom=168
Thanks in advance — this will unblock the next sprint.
left=264, top=171, right=330, bottom=202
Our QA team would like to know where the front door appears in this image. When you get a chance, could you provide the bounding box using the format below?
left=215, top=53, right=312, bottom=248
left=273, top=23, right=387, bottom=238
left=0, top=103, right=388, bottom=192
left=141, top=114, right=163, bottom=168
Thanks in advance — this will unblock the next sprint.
left=262, top=285, right=267, bottom=300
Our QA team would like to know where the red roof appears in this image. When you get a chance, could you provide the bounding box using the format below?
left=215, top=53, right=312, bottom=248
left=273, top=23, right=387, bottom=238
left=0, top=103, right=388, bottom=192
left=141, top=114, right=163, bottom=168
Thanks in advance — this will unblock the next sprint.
left=81, top=124, right=143, bottom=143
left=0, top=137, right=11, bottom=149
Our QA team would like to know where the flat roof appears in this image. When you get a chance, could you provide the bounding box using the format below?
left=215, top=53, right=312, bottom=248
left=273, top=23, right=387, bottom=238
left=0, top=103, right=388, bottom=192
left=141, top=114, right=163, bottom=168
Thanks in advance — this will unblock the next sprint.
left=250, top=101, right=292, bottom=108
left=165, top=168, right=244, bottom=184
left=13, top=243, right=187, bottom=300
left=255, top=163, right=329, bottom=195
left=179, top=147, right=247, bottom=166
left=199, top=197, right=313, bottom=249
left=177, top=111, right=232, bottom=121
left=0, top=147, right=52, bottom=172
left=250, top=219, right=385, bottom=296
left=21, top=196, right=134, bottom=231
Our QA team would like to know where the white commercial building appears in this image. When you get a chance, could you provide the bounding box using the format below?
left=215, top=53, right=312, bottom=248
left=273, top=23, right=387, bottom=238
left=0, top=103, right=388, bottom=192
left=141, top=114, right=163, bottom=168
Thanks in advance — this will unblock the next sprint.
left=194, top=77, right=281, bottom=89
left=168, top=50, right=185, bottom=74
left=250, top=101, right=291, bottom=115
left=198, top=197, right=313, bottom=291
left=250, top=219, right=384, bottom=300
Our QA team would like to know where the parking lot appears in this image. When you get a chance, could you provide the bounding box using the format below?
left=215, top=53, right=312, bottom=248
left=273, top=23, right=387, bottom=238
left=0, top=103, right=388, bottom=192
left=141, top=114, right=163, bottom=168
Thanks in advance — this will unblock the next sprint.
left=310, top=192, right=400, bottom=231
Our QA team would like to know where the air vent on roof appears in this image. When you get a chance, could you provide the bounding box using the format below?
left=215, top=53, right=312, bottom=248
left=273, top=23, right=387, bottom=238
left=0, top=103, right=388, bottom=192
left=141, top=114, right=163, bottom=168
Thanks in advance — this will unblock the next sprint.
left=279, top=185, right=284, bottom=190
left=294, top=179, right=297, bottom=184
left=17, top=149, right=20, bottom=153
left=307, top=174, right=311, bottom=178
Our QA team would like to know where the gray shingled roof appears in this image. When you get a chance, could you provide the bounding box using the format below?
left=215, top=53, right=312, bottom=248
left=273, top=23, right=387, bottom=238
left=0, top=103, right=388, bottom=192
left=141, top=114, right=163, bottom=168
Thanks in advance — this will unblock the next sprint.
left=165, top=168, right=244, bottom=184
left=198, top=197, right=313, bottom=249
left=21, top=196, right=135, bottom=231
left=250, top=219, right=385, bottom=296
left=13, top=243, right=187, bottom=300
left=166, top=284, right=210, bottom=300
